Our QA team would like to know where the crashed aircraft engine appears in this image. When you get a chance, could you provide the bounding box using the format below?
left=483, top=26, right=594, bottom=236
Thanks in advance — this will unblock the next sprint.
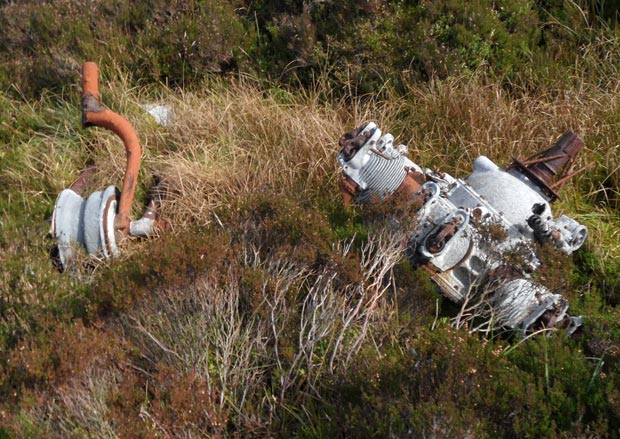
left=338, top=122, right=588, bottom=335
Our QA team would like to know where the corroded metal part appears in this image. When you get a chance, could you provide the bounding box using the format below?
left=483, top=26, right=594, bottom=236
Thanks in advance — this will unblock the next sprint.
left=492, top=278, right=573, bottom=336
left=68, top=166, right=97, bottom=196
left=52, top=189, right=85, bottom=268
left=81, top=61, right=141, bottom=237
left=508, top=131, right=586, bottom=202
left=525, top=132, right=584, bottom=185
left=338, top=122, right=424, bottom=202
left=51, top=62, right=164, bottom=269
left=101, top=188, right=120, bottom=258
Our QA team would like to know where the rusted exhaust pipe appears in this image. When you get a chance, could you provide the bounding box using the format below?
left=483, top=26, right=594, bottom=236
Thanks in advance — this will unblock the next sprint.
left=51, top=62, right=164, bottom=269
left=81, top=61, right=140, bottom=237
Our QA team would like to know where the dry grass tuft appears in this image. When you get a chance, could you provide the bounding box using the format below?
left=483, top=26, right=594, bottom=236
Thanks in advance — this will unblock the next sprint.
left=147, top=82, right=349, bottom=227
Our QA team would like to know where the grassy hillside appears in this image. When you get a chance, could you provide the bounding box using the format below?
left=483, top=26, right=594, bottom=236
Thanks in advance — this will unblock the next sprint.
left=1, top=1, right=620, bottom=438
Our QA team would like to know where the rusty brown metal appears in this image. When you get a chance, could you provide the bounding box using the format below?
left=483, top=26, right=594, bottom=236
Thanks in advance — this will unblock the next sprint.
left=339, top=124, right=372, bottom=161
left=143, top=178, right=171, bottom=231
left=339, top=176, right=359, bottom=206
left=68, top=166, right=97, bottom=196
left=551, top=162, right=595, bottom=190
left=339, top=168, right=424, bottom=207
left=81, top=61, right=141, bottom=237
left=427, top=217, right=461, bottom=254
left=520, top=154, right=566, bottom=167
left=508, top=131, right=586, bottom=202
left=397, top=171, right=424, bottom=197
left=527, top=132, right=584, bottom=183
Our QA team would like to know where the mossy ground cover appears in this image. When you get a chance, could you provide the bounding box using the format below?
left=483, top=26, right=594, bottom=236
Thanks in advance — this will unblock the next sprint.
left=2, top=1, right=620, bottom=438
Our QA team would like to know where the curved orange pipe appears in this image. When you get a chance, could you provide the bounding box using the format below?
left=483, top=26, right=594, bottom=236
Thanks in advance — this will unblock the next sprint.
left=81, top=62, right=141, bottom=236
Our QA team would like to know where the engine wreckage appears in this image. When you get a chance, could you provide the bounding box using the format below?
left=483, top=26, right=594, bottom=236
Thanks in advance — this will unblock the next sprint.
left=48, top=63, right=587, bottom=337
left=337, top=122, right=589, bottom=335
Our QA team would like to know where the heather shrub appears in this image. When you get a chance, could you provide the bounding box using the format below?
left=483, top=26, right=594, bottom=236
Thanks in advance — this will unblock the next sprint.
left=0, top=0, right=250, bottom=96
left=90, top=209, right=405, bottom=436
left=3, top=0, right=620, bottom=98
left=2, top=10, right=620, bottom=435
left=325, top=324, right=617, bottom=438
left=87, top=226, right=230, bottom=316
left=241, top=0, right=620, bottom=93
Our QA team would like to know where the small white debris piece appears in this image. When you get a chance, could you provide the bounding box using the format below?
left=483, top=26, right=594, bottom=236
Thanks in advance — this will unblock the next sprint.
left=140, top=104, right=174, bottom=126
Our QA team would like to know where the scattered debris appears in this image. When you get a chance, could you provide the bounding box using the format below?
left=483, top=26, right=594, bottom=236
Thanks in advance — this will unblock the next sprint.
left=337, top=122, right=591, bottom=335
left=51, top=62, right=166, bottom=269
left=140, top=103, right=174, bottom=127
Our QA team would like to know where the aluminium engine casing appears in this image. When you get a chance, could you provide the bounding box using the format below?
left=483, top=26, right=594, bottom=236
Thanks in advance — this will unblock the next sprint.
left=337, top=122, right=587, bottom=334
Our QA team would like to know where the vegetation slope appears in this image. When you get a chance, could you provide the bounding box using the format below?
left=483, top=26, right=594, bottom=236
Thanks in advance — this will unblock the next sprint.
left=1, top=1, right=620, bottom=437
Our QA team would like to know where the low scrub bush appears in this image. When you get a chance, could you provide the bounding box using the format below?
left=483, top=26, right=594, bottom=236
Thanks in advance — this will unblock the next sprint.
left=0, top=0, right=250, bottom=96
left=3, top=1, right=620, bottom=98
